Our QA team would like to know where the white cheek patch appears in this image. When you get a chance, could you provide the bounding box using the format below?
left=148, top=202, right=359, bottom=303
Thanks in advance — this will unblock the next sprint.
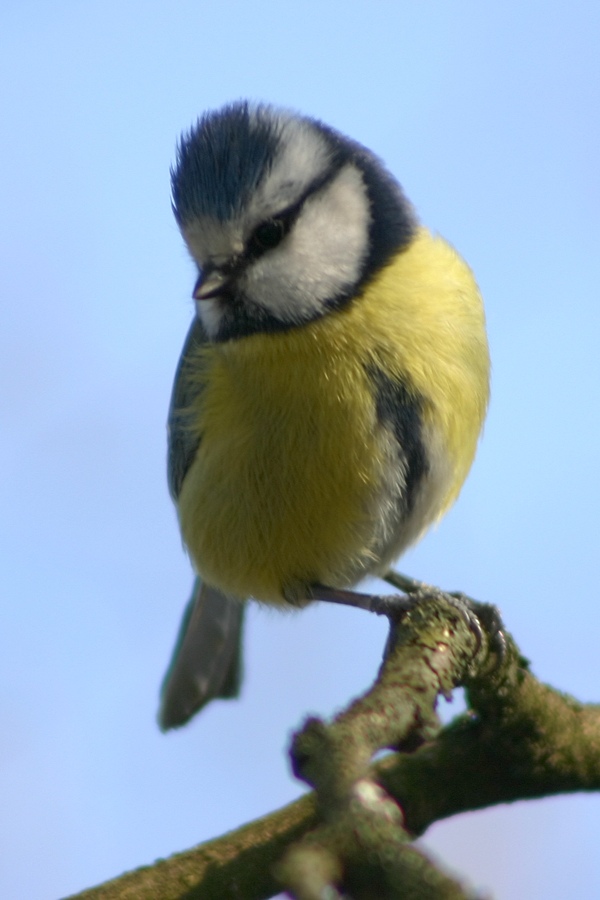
left=242, top=164, right=371, bottom=322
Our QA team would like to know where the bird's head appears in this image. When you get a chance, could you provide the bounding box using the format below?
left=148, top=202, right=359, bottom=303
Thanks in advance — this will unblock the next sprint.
left=171, top=101, right=416, bottom=342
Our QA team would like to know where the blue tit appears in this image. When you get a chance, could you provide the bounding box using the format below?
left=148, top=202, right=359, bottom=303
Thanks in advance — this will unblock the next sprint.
left=158, top=101, right=489, bottom=730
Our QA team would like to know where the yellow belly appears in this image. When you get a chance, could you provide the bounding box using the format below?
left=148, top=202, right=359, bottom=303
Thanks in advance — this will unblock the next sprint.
left=177, top=229, right=489, bottom=603
left=178, top=331, right=392, bottom=602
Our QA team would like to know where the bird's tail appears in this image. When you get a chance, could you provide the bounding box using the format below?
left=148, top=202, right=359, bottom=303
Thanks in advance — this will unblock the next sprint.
left=158, top=577, right=244, bottom=730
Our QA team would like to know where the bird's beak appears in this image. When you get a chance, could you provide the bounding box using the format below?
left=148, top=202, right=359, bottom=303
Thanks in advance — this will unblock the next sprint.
left=193, top=269, right=230, bottom=301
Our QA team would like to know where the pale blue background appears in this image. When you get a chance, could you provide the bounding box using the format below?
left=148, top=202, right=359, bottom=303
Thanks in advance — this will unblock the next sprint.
left=1, top=2, right=599, bottom=898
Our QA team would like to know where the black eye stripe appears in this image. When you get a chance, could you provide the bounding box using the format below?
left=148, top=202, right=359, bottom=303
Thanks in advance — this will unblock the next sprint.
left=245, top=165, right=341, bottom=261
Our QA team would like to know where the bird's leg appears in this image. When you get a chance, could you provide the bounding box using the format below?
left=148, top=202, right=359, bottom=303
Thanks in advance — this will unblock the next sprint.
left=311, top=573, right=507, bottom=661
left=309, top=583, right=412, bottom=620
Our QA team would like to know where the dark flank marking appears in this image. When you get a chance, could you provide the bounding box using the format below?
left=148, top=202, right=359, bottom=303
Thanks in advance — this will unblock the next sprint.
left=366, top=363, right=428, bottom=513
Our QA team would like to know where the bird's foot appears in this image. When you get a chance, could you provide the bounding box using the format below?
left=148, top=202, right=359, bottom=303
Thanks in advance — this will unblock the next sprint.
left=311, top=573, right=506, bottom=664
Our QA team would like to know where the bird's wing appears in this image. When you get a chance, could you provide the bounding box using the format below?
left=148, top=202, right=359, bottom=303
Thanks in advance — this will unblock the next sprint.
left=158, top=577, right=245, bottom=730
left=167, top=315, right=208, bottom=501
left=162, top=317, right=245, bottom=729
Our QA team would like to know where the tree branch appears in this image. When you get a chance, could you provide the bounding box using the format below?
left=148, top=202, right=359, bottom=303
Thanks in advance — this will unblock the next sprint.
left=66, top=794, right=316, bottom=900
left=64, top=586, right=600, bottom=900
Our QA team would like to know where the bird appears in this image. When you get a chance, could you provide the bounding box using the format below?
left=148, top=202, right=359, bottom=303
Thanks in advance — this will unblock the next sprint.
left=158, top=100, right=490, bottom=730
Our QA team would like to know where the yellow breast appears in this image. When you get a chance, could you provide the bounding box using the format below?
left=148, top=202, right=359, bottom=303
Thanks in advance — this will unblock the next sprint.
left=177, top=228, right=489, bottom=603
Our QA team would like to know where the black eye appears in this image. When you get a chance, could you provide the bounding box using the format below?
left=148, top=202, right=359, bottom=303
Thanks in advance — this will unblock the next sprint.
left=251, top=218, right=286, bottom=252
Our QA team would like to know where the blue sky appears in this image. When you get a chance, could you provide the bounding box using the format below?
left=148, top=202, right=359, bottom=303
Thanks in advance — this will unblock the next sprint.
left=1, top=2, right=599, bottom=898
